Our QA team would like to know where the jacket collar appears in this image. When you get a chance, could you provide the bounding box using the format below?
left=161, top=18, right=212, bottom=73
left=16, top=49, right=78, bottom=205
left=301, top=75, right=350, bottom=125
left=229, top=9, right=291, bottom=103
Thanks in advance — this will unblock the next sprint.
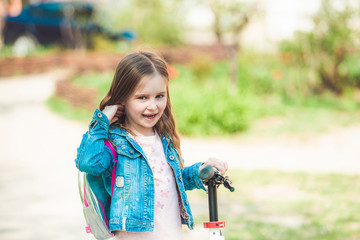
left=109, top=127, right=171, bottom=151
left=109, top=127, right=128, bottom=137
left=110, top=127, right=170, bottom=142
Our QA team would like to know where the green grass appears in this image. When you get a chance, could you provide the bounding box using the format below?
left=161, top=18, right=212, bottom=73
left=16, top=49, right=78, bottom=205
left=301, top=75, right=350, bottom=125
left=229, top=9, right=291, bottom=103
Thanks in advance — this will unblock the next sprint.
left=71, top=71, right=113, bottom=96
left=46, top=71, right=114, bottom=123
left=187, top=169, right=360, bottom=240
left=0, top=44, right=61, bottom=58
left=47, top=96, right=93, bottom=123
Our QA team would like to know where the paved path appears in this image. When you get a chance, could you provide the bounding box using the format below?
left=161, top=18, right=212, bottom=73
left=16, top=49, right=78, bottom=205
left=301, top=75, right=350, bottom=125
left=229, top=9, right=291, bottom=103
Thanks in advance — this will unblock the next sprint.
left=0, top=72, right=359, bottom=240
left=0, top=71, right=89, bottom=240
left=182, top=126, right=360, bottom=174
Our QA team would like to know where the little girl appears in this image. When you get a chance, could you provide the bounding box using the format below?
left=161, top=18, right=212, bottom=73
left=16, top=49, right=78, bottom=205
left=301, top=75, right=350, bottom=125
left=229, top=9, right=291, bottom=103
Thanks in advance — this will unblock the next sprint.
left=75, top=51, right=228, bottom=240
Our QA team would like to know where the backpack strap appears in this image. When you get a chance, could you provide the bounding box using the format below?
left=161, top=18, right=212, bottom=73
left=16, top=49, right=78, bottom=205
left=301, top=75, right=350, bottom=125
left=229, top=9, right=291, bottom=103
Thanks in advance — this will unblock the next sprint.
left=104, top=140, right=118, bottom=200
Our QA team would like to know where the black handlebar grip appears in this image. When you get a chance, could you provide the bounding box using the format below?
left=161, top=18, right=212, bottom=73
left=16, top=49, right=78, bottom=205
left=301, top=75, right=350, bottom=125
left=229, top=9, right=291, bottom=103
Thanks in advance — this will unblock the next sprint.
left=199, top=165, right=214, bottom=181
left=224, top=180, right=235, bottom=192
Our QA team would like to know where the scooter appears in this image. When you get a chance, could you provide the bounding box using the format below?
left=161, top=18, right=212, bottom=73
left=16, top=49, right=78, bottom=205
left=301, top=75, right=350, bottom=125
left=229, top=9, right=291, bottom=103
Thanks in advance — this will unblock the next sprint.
left=200, top=165, right=235, bottom=240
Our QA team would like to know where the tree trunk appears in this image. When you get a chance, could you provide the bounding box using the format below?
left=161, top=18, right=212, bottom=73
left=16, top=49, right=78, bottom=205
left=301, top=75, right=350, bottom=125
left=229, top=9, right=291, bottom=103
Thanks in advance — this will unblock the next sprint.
left=227, top=44, right=238, bottom=94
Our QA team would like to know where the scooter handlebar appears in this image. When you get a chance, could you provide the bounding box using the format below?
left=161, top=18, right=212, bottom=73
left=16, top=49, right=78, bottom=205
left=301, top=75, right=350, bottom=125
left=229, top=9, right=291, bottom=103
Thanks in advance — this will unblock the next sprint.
left=199, top=165, right=215, bottom=181
left=200, top=165, right=235, bottom=192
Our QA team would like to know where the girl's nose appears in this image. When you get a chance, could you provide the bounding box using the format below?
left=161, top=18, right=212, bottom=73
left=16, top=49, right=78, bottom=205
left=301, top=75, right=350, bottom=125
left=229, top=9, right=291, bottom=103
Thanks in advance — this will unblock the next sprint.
left=147, top=100, right=157, bottom=110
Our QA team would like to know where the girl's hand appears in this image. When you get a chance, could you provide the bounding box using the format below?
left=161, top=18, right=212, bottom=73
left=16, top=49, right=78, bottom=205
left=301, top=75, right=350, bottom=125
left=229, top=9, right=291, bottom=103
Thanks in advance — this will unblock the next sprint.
left=102, top=105, right=124, bottom=124
left=199, top=158, right=228, bottom=176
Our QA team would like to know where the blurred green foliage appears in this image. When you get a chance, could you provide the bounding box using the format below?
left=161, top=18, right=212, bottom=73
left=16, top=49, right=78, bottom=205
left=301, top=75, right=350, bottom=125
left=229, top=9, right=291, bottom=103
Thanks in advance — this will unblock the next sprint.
left=280, top=0, right=360, bottom=95
left=171, top=54, right=359, bottom=136
left=95, top=0, right=185, bottom=46
left=47, top=96, right=93, bottom=122
left=0, top=44, right=60, bottom=58
left=0, top=46, right=14, bottom=58
left=48, top=53, right=360, bottom=136
left=71, top=71, right=113, bottom=102
left=188, top=53, right=216, bottom=82
left=171, top=63, right=250, bottom=136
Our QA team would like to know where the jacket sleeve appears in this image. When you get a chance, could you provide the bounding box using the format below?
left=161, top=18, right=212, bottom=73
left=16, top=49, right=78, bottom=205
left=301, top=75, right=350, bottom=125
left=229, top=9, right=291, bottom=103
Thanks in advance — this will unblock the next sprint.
left=182, top=162, right=207, bottom=191
left=75, top=109, right=113, bottom=176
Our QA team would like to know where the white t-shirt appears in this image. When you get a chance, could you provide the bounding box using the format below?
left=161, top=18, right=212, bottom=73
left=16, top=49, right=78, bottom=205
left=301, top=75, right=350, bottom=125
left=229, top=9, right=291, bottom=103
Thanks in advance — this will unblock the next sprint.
left=114, top=132, right=183, bottom=240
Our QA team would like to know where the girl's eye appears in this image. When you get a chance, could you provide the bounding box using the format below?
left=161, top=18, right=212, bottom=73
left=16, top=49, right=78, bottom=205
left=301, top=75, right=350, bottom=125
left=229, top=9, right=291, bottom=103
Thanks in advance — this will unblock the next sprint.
left=157, top=94, right=165, bottom=99
left=137, top=96, right=147, bottom=100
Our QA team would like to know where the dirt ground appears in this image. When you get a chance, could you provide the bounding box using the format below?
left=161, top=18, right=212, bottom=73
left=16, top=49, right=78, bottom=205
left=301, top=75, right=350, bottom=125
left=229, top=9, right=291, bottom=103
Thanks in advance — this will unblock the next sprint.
left=0, top=71, right=359, bottom=240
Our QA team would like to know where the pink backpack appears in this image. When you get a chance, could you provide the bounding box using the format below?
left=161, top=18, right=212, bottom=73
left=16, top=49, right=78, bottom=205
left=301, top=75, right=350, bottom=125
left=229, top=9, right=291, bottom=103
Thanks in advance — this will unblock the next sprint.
left=78, top=140, right=117, bottom=240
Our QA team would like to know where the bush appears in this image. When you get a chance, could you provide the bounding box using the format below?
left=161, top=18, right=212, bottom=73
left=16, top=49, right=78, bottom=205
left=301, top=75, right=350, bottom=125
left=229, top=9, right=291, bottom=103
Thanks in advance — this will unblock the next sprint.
left=171, top=64, right=250, bottom=136
left=279, top=0, right=360, bottom=94
left=188, top=53, right=216, bottom=81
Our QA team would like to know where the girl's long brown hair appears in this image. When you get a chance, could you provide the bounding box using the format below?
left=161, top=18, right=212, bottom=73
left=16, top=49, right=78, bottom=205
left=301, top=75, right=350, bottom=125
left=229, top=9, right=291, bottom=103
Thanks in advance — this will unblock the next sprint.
left=100, top=51, right=183, bottom=168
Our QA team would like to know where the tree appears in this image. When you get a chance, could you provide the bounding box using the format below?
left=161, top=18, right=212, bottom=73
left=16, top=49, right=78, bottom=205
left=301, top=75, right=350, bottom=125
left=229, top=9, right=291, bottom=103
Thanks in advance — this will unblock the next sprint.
left=96, top=0, right=185, bottom=46
left=207, top=0, right=260, bottom=94
left=281, top=0, right=360, bottom=94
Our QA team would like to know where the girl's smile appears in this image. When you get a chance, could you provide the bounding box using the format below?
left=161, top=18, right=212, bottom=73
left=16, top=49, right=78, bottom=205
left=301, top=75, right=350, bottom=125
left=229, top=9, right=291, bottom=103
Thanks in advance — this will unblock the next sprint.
left=142, top=113, right=158, bottom=120
left=124, top=73, right=167, bottom=136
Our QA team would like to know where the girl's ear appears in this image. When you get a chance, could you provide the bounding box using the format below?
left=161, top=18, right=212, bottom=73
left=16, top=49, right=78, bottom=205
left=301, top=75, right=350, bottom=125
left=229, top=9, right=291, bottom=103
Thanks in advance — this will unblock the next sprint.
left=118, top=103, right=125, bottom=114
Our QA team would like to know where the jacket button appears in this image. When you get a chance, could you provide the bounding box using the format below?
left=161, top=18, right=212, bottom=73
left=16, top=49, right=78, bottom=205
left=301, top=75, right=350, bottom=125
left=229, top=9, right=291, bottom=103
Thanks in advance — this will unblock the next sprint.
left=129, top=149, right=134, bottom=154
left=185, top=199, right=189, bottom=205
left=169, top=155, right=175, bottom=160
left=179, top=176, right=182, bottom=181
left=97, top=112, right=102, bottom=118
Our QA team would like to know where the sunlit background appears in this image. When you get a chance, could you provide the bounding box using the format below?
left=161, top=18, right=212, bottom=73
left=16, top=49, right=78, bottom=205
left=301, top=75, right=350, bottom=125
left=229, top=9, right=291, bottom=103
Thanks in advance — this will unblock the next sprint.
left=0, top=0, right=360, bottom=239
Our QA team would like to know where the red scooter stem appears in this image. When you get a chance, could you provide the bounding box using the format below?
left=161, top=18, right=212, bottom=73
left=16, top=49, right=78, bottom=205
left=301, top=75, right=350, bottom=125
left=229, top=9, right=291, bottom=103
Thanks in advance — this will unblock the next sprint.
left=204, top=221, right=225, bottom=228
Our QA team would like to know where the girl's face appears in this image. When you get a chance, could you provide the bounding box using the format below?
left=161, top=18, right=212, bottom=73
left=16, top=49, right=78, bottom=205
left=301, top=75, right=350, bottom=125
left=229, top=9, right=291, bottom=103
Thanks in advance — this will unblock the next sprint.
left=123, top=73, right=167, bottom=136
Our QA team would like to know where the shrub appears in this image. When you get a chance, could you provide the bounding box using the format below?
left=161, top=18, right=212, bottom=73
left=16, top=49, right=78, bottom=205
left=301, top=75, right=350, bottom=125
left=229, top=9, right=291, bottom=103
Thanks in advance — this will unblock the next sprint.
left=171, top=64, right=250, bottom=136
left=188, top=53, right=216, bottom=81
left=279, top=0, right=360, bottom=94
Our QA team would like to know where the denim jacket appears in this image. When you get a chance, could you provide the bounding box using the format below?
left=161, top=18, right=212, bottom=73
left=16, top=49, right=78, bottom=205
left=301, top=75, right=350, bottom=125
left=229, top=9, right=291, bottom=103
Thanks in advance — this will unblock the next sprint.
left=75, top=109, right=206, bottom=232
